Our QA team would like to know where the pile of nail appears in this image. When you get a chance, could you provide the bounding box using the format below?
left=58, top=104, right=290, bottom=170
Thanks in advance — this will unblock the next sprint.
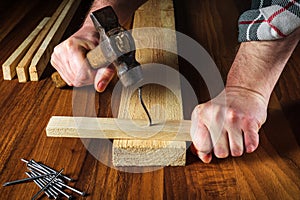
left=3, top=159, right=86, bottom=199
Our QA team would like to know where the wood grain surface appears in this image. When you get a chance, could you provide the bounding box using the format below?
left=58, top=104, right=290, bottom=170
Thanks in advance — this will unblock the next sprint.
left=113, top=0, right=186, bottom=167
left=0, top=0, right=299, bottom=199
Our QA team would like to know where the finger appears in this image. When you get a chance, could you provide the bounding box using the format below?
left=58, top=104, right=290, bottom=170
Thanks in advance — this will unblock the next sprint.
left=190, top=117, right=213, bottom=163
left=242, top=120, right=260, bottom=153
left=50, top=54, right=73, bottom=86
left=227, top=127, right=244, bottom=157
left=190, top=144, right=213, bottom=163
left=94, top=65, right=116, bottom=92
left=211, top=130, right=229, bottom=159
left=243, top=129, right=259, bottom=153
left=206, top=116, right=229, bottom=159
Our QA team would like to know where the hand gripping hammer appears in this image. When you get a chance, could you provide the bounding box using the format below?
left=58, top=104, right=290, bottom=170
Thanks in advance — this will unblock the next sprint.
left=52, top=6, right=143, bottom=88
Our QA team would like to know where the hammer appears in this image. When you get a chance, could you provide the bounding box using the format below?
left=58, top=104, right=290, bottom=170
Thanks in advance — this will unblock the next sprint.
left=51, top=6, right=143, bottom=88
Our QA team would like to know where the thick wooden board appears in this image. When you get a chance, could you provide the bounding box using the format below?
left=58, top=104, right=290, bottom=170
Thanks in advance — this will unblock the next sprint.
left=2, top=18, right=50, bottom=80
left=112, top=0, right=186, bottom=167
left=16, top=0, right=69, bottom=83
left=29, top=0, right=81, bottom=81
left=46, top=116, right=192, bottom=141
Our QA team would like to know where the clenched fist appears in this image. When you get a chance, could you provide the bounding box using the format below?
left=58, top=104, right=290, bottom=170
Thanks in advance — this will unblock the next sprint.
left=191, top=86, right=268, bottom=163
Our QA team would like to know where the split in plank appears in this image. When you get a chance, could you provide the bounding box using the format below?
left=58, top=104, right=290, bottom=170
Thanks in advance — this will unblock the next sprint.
left=2, top=18, right=50, bottom=80
left=46, top=116, right=192, bottom=141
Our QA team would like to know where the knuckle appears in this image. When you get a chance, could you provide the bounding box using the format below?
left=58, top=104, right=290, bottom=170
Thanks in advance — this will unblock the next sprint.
left=192, top=104, right=206, bottom=118
left=226, top=108, right=239, bottom=123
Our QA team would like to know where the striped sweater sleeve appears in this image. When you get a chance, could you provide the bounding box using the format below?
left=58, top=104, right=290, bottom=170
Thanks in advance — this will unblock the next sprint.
left=238, top=0, right=300, bottom=42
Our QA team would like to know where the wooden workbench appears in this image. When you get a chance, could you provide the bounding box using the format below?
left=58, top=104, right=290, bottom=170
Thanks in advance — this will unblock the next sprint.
left=0, top=0, right=299, bottom=199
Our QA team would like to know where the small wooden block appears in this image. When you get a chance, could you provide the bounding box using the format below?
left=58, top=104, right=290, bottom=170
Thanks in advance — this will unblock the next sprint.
left=113, top=140, right=186, bottom=166
left=51, top=71, right=67, bottom=88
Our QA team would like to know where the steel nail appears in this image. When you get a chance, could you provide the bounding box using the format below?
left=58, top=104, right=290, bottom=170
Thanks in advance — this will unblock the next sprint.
left=32, top=172, right=73, bottom=200
left=30, top=171, right=60, bottom=198
left=3, top=172, right=56, bottom=187
left=31, top=169, right=63, bottom=200
left=57, top=182, right=87, bottom=196
left=31, top=159, right=74, bottom=182
left=25, top=172, right=53, bottom=198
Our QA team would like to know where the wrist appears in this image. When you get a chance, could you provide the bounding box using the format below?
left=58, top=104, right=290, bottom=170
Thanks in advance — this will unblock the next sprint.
left=224, top=86, right=269, bottom=107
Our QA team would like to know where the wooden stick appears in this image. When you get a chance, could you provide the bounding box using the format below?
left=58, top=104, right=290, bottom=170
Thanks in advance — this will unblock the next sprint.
left=2, top=18, right=50, bottom=80
left=46, top=116, right=192, bottom=141
left=29, top=0, right=81, bottom=81
left=16, top=0, right=70, bottom=83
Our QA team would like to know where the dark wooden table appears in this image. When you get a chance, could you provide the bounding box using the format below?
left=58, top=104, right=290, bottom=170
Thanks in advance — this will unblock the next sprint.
left=0, top=0, right=299, bottom=199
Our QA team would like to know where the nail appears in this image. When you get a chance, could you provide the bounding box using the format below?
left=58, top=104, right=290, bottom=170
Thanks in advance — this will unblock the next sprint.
left=34, top=172, right=73, bottom=200
left=57, top=181, right=87, bottom=196
left=31, top=160, right=74, bottom=182
left=30, top=171, right=60, bottom=198
left=3, top=173, right=56, bottom=187
left=138, top=87, right=152, bottom=126
left=22, top=159, right=73, bottom=182
left=31, top=169, right=63, bottom=200
left=25, top=172, right=53, bottom=199
left=97, top=80, right=107, bottom=92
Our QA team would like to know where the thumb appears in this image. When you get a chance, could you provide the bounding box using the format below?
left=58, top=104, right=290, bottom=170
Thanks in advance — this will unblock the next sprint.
left=94, top=64, right=116, bottom=92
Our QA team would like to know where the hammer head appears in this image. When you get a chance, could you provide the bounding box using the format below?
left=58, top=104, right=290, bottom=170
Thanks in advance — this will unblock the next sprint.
left=88, top=6, right=143, bottom=87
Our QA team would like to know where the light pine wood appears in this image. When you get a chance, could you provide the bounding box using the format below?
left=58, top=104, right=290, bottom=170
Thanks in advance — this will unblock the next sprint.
left=112, top=0, right=186, bottom=166
left=16, top=0, right=69, bottom=83
left=46, top=116, right=192, bottom=141
left=2, top=18, right=50, bottom=80
left=29, top=0, right=81, bottom=81
left=51, top=71, right=67, bottom=88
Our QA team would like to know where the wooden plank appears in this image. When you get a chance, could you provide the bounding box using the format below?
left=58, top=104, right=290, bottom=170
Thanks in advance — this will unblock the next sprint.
left=2, top=18, right=50, bottom=80
left=46, top=116, right=192, bottom=141
left=112, top=0, right=186, bottom=166
left=29, top=0, right=81, bottom=81
left=16, top=0, right=69, bottom=83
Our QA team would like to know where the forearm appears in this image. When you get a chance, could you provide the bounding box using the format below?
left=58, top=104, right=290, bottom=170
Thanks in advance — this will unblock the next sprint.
left=227, top=28, right=300, bottom=103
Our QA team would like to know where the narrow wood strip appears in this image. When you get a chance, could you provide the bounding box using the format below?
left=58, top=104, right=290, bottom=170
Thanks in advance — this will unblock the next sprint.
left=16, top=0, right=69, bottom=83
left=29, top=0, right=80, bottom=81
left=2, top=18, right=50, bottom=80
left=46, top=116, right=192, bottom=141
